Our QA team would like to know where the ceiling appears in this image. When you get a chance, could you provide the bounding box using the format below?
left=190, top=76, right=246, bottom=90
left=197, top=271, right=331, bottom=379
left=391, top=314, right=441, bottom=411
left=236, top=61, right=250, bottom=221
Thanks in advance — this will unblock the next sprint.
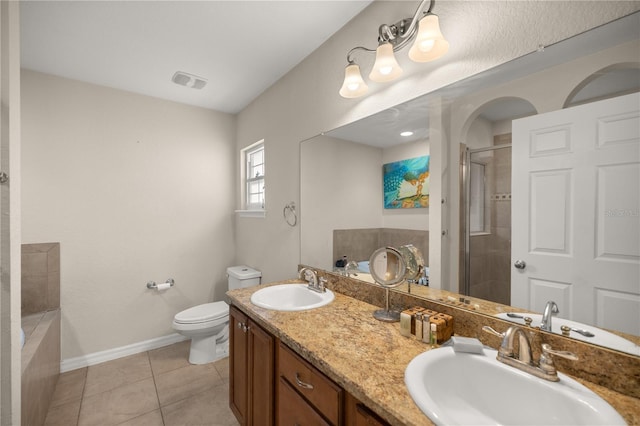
left=20, top=1, right=373, bottom=114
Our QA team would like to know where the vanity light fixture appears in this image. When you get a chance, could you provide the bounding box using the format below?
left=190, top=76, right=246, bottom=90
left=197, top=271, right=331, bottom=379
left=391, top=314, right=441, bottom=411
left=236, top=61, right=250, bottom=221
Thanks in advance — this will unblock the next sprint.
left=339, top=0, right=449, bottom=98
left=400, top=131, right=414, bottom=137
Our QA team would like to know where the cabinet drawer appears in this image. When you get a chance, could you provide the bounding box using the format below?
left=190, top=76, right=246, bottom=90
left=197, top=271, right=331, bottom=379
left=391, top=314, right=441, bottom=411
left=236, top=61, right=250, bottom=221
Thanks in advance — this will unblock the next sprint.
left=278, top=343, right=342, bottom=425
left=278, top=377, right=331, bottom=426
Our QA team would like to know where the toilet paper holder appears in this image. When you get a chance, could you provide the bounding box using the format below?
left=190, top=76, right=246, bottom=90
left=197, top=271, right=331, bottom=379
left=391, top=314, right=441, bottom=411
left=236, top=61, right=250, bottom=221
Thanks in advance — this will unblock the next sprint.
left=147, top=278, right=175, bottom=290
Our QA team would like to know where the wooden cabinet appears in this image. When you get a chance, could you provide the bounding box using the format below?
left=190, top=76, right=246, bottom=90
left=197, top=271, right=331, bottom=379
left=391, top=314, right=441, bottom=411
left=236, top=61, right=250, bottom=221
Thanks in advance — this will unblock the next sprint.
left=229, top=305, right=275, bottom=426
left=229, top=303, right=389, bottom=426
left=229, top=306, right=248, bottom=423
left=277, top=342, right=343, bottom=425
left=345, top=393, right=390, bottom=426
left=278, top=377, right=331, bottom=426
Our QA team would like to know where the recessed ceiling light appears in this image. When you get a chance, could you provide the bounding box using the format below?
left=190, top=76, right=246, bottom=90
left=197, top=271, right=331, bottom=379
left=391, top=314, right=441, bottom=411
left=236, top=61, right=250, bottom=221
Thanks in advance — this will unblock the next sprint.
left=400, top=131, right=414, bottom=137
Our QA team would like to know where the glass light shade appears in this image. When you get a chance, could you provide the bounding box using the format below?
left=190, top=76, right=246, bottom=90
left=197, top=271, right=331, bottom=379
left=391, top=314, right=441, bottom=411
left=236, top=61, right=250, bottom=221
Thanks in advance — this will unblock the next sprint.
left=369, top=42, right=403, bottom=82
left=339, top=63, right=368, bottom=98
left=408, top=14, right=449, bottom=62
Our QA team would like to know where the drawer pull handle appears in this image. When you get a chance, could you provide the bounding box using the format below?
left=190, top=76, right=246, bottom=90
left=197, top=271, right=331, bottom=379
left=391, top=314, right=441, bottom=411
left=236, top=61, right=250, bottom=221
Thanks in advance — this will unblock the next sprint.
left=295, top=373, right=314, bottom=390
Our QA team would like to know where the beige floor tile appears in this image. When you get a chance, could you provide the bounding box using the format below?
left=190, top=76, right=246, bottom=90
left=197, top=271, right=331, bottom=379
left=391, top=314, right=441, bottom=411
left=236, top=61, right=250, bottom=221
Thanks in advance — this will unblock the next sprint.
left=213, top=357, right=229, bottom=381
left=84, top=352, right=152, bottom=397
left=155, top=362, right=223, bottom=406
left=78, top=377, right=159, bottom=426
left=148, top=340, right=191, bottom=376
left=116, top=409, right=164, bottom=426
left=161, top=383, right=239, bottom=426
left=50, top=367, right=87, bottom=408
left=44, top=399, right=81, bottom=426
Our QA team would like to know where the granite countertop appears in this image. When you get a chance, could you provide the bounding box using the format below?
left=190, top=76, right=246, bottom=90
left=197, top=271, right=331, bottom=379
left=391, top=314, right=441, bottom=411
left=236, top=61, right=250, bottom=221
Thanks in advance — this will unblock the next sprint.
left=227, top=280, right=639, bottom=426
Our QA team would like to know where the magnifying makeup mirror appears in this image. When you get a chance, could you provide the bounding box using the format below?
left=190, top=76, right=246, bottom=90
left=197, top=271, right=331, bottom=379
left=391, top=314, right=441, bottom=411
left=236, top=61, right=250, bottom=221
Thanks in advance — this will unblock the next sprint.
left=369, top=247, right=407, bottom=322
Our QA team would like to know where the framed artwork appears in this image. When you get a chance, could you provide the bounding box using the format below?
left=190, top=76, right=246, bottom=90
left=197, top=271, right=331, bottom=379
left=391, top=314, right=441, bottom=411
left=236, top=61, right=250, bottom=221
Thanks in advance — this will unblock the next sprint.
left=383, top=155, right=430, bottom=209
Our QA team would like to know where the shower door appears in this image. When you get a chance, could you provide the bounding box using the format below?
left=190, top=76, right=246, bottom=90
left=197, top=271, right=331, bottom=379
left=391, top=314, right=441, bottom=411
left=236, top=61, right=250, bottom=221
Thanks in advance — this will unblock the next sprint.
left=463, top=140, right=512, bottom=305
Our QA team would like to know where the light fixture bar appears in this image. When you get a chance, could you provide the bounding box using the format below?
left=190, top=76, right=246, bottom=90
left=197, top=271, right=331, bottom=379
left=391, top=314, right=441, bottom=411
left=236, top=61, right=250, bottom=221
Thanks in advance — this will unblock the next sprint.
left=339, top=0, right=448, bottom=99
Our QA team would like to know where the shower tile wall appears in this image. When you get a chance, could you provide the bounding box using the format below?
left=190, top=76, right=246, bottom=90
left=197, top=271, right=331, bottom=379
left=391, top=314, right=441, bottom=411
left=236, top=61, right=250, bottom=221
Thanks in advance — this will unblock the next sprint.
left=469, top=135, right=511, bottom=305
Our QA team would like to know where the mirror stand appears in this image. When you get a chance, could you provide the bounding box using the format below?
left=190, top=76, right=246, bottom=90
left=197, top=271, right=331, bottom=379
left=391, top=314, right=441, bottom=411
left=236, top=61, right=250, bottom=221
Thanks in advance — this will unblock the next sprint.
left=373, top=288, right=400, bottom=322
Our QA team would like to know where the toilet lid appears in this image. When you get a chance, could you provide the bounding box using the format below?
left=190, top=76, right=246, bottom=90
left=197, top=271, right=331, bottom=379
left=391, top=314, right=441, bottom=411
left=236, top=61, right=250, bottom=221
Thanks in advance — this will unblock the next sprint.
left=174, top=301, right=228, bottom=324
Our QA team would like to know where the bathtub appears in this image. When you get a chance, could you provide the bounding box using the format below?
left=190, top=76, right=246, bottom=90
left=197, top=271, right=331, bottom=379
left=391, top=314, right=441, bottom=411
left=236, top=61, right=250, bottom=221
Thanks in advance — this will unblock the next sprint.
left=21, top=309, right=61, bottom=426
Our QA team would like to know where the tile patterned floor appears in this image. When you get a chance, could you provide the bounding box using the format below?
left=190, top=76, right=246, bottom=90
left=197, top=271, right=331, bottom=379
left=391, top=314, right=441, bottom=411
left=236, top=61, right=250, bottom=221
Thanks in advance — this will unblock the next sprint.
left=44, top=341, right=239, bottom=426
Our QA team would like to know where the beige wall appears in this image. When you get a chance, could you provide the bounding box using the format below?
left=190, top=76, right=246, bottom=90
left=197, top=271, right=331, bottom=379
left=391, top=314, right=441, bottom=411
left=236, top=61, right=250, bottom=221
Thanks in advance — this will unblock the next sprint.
left=300, top=135, right=382, bottom=270
left=300, top=135, right=430, bottom=272
left=21, top=70, right=236, bottom=359
left=235, top=1, right=639, bottom=287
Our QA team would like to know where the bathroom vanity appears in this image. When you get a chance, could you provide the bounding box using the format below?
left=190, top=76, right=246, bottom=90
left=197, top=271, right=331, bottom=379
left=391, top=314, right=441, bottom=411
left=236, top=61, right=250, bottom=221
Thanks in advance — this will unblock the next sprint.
left=228, top=292, right=393, bottom=425
left=227, top=277, right=639, bottom=425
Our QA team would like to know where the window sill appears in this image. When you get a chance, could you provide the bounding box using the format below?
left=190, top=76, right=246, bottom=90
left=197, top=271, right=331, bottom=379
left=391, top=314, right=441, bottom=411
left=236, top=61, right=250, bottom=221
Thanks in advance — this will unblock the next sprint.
left=235, top=210, right=266, bottom=218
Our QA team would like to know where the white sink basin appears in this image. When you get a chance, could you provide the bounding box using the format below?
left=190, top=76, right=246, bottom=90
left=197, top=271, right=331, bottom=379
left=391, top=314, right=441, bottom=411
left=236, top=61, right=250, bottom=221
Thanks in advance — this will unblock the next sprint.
left=495, top=313, right=640, bottom=356
left=405, top=346, right=625, bottom=426
left=250, top=284, right=334, bottom=311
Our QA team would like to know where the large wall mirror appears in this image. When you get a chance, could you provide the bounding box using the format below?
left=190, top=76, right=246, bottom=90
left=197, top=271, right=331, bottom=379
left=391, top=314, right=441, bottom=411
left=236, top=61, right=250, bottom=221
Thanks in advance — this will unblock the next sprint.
left=301, top=13, right=640, bottom=356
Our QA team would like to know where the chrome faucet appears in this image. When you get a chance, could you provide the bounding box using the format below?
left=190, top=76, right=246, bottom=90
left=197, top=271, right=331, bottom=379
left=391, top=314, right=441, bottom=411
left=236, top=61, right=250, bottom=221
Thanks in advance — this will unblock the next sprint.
left=483, top=324, right=578, bottom=381
left=344, top=260, right=359, bottom=277
left=298, top=267, right=325, bottom=293
left=541, top=301, right=559, bottom=332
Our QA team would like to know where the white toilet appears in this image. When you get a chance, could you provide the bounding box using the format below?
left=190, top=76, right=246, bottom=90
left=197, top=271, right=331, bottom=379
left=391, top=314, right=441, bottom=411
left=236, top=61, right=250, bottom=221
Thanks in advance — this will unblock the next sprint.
left=172, top=265, right=261, bottom=364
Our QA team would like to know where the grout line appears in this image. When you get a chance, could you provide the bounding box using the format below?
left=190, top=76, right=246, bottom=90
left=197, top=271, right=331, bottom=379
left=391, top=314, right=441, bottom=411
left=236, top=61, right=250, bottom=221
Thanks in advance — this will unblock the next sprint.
left=76, top=368, right=88, bottom=426
left=148, top=349, right=166, bottom=425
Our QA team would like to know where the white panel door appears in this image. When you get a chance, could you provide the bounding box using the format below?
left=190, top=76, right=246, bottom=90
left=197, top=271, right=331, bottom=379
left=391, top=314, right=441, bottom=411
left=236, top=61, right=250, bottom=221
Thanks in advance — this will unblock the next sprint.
left=512, top=93, right=640, bottom=335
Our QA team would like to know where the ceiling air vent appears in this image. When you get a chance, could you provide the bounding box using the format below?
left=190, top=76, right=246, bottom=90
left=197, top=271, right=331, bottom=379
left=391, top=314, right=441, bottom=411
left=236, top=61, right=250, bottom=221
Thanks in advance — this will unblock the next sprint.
left=172, top=71, right=207, bottom=90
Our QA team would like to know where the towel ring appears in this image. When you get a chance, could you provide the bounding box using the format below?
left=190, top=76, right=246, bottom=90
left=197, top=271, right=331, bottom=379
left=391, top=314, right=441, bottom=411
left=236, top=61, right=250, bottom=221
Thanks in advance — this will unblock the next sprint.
left=283, top=202, right=297, bottom=227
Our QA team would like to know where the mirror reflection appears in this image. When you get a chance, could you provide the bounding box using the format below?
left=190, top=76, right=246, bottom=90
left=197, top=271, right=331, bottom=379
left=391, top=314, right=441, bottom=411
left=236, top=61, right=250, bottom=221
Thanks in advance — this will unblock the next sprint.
left=301, top=13, right=640, bottom=356
left=369, top=246, right=406, bottom=287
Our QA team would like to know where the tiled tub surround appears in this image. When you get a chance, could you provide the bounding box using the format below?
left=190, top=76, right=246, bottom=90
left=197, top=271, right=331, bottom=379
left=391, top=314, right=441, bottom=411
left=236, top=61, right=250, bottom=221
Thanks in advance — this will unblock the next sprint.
left=228, top=275, right=639, bottom=425
left=22, top=243, right=61, bottom=315
left=22, top=310, right=61, bottom=426
left=333, top=228, right=428, bottom=267
left=22, top=243, right=62, bottom=426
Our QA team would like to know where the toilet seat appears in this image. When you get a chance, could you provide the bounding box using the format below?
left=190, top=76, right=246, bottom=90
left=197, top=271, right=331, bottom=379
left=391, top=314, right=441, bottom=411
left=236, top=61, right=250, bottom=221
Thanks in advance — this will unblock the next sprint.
left=174, top=301, right=228, bottom=325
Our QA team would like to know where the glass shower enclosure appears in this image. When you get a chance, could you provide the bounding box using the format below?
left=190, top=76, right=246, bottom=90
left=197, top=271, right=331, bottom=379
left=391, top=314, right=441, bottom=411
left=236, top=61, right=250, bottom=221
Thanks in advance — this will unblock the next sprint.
left=462, top=140, right=512, bottom=305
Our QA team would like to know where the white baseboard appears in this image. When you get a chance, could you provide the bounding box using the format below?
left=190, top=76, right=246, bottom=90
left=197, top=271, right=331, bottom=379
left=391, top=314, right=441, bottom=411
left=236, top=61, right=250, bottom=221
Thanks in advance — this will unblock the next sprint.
left=60, top=333, right=189, bottom=373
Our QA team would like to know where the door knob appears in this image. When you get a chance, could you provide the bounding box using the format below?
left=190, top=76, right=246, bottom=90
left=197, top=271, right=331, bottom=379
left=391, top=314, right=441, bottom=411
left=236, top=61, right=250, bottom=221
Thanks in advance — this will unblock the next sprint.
left=514, top=260, right=526, bottom=270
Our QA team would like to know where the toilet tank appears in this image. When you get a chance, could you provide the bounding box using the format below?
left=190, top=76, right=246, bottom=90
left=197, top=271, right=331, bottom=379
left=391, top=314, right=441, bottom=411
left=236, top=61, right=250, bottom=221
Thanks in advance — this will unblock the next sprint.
left=227, top=265, right=261, bottom=290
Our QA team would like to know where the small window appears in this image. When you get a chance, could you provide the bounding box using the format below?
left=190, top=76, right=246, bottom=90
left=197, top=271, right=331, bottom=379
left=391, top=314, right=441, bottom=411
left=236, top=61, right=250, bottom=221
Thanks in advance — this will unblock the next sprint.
left=244, top=142, right=265, bottom=210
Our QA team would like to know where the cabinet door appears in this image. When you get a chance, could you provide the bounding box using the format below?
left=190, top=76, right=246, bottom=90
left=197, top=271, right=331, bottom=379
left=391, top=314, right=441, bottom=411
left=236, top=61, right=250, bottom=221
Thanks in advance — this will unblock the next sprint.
left=229, top=306, right=248, bottom=425
left=248, top=318, right=275, bottom=426
left=278, top=377, right=331, bottom=426
left=345, top=393, right=389, bottom=426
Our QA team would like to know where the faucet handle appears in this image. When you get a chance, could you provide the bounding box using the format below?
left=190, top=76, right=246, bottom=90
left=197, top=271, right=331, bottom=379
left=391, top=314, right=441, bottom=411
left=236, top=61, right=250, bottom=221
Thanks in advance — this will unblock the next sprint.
left=318, top=277, right=327, bottom=291
left=539, top=343, right=578, bottom=377
left=482, top=326, right=504, bottom=338
left=541, top=343, right=578, bottom=361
